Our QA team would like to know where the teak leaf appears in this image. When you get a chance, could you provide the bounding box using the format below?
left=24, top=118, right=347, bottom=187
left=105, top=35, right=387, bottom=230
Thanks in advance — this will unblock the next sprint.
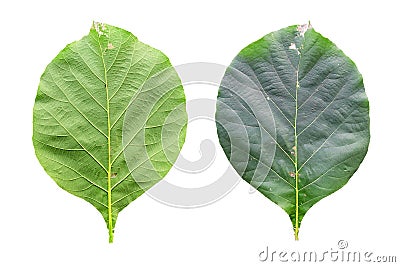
left=216, top=23, right=370, bottom=239
left=33, top=22, right=187, bottom=242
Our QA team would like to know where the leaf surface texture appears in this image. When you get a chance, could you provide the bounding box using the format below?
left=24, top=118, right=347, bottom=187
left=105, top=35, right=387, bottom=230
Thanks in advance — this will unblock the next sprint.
left=216, top=24, right=369, bottom=239
left=33, top=22, right=187, bottom=242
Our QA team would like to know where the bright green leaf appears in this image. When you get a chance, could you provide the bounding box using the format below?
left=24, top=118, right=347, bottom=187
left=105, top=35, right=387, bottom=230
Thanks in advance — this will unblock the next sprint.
left=33, top=22, right=187, bottom=242
left=216, top=23, right=369, bottom=240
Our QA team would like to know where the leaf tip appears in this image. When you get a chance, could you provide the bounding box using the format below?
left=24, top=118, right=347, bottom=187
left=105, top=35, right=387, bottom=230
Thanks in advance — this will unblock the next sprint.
left=91, top=21, right=108, bottom=36
left=297, top=22, right=313, bottom=37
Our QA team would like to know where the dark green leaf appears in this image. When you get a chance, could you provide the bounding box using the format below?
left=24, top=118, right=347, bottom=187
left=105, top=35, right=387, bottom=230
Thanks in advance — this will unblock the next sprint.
left=216, top=23, right=369, bottom=239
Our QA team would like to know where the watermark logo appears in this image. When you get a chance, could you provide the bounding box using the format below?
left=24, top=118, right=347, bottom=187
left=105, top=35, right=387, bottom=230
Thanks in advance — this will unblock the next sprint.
left=337, top=240, right=348, bottom=249
left=258, top=240, right=397, bottom=263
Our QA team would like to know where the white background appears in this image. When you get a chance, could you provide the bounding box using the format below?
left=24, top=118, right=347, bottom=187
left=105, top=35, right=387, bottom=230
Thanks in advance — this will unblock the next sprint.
left=1, top=0, right=399, bottom=266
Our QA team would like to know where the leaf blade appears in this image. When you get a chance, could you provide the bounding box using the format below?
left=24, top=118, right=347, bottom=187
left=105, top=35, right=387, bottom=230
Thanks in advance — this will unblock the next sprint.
left=216, top=23, right=369, bottom=239
left=33, top=22, right=187, bottom=242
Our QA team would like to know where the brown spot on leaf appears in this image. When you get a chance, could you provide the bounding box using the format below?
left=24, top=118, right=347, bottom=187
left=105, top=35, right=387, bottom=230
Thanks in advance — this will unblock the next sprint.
left=107, top=43, right=115, bottom=49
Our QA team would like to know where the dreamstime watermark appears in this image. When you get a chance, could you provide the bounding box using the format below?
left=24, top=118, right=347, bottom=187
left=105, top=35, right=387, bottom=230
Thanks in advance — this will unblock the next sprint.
left=258, top=240, right=397, bottom=263
left=122, top=62, right=276, bottom=208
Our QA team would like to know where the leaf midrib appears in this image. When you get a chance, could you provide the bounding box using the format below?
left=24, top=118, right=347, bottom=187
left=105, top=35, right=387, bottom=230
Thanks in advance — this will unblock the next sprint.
left=95, top=33, right=114, bottom=243
left=294, top=54, right=300, bottom=241
left=292, top=29, right=308, bottom=241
